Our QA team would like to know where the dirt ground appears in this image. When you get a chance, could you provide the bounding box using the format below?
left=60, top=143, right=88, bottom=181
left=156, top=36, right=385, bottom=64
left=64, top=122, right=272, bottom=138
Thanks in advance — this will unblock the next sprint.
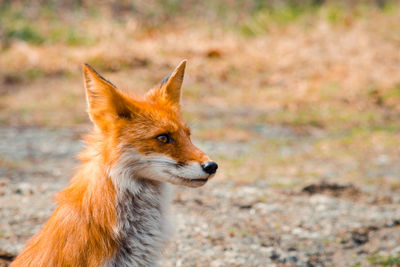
left=0, top=126, right=399, bottom=267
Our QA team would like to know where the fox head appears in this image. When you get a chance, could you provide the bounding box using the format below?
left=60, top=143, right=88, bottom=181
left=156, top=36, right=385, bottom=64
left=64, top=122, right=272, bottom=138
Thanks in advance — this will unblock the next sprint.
left=82, top=60, right=217, bottom=188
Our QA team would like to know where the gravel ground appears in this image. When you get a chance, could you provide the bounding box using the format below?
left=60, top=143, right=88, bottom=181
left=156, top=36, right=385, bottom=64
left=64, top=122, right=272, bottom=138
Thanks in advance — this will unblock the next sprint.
left=0, top=127, right=399, bottom=267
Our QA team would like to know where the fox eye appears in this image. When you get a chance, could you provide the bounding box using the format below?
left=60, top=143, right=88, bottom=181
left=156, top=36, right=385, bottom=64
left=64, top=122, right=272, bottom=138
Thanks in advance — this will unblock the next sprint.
left=156, top=134, right=173, bottom=144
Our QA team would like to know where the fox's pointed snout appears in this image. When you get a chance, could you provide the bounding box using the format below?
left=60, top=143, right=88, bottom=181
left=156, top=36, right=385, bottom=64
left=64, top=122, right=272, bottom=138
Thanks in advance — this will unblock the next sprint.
left=201, top=161, right=218, bottom=175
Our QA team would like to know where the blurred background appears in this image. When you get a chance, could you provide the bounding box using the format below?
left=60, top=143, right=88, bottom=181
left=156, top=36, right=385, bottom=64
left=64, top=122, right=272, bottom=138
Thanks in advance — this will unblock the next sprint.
left=0, top=0, right=399, bottom=266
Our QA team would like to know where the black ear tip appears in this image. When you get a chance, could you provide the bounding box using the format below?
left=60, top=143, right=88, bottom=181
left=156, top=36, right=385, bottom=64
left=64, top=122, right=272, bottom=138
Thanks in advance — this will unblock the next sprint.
left=83, top=63, right=94, bottom=71
left=82, top=63, right=117, bottom=88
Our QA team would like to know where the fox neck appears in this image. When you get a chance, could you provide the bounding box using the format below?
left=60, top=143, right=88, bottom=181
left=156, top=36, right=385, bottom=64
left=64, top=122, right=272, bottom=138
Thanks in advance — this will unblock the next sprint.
left=104, top=149, right=172, bottom=267
left=74, top=134, right=172, bottom=266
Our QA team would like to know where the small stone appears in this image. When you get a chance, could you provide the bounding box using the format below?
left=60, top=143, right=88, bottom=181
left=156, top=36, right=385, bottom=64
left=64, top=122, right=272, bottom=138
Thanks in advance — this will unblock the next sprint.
left=13, top=183, right=34, bottom=195
left=289, top=255, right=298, bottom=262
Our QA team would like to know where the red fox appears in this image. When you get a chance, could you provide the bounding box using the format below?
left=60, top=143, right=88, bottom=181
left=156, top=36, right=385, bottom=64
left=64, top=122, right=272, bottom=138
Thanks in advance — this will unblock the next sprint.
left=11, top=60, right=218, bottom=267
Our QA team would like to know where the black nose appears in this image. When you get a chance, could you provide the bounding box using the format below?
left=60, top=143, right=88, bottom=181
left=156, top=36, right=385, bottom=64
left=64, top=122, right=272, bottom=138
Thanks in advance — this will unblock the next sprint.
left=201, top=161, right=218, bottom=174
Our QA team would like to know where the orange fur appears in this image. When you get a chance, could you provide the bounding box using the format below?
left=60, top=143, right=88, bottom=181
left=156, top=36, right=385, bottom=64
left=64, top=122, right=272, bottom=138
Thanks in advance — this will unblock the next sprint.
left=11, top=146, right=118, bottom=267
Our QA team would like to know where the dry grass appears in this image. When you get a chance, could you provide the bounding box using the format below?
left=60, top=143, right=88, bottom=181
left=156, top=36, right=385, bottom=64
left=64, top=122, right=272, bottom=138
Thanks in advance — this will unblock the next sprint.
left=1, top=8, right=399, bottom=128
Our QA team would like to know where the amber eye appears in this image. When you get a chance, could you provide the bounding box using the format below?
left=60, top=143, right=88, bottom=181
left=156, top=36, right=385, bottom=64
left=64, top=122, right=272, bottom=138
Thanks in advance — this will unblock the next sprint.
left=156, top=134, right=173, bottom=144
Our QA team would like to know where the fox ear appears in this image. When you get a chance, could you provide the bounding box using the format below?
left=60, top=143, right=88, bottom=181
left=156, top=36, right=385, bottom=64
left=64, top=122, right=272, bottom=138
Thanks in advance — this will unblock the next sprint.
left=82, top=63, right=131, bottom=130
left=158, top=60, right=187, bottom=105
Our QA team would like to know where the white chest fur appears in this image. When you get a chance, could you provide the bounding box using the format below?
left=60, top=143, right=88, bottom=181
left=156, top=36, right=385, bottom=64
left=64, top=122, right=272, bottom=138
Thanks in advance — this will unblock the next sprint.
left=106, top=179, right=171, bottom=267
